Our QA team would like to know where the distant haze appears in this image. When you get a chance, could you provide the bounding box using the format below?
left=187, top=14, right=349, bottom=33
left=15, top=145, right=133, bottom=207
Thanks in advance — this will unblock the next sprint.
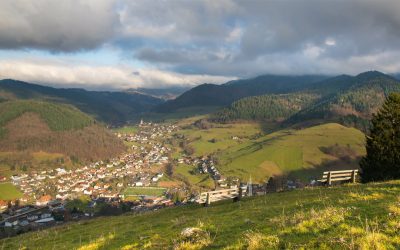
left=1, top=0, right=400, bottom=90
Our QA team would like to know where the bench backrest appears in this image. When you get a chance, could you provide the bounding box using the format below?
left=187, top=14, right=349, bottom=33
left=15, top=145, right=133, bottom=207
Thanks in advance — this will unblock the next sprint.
left=319, top=169, right=358, bottom=184
left=196, top=187, right=247, bottom=204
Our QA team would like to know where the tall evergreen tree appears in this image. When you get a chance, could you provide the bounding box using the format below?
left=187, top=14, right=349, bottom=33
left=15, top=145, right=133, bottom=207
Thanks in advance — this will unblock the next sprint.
left=360, top=93, right=400, bottom=182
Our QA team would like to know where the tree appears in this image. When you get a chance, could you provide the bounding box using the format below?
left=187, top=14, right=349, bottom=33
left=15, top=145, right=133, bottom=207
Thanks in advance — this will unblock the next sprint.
left=183, top=145, right=195, bottom=155
left=360, top=93, right=400, bottom=182
left=165, top=162, right=174, bottom=177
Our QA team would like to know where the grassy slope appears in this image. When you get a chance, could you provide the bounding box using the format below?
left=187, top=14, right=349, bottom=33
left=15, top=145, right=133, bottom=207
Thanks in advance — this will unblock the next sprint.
left=175, top=120, right=365, bottom=183
left=2, top=181, right=400, bottom=249
left=174, top=164, right=215, bottom=189
left=0, top=183, right=22, bottom=200
left=113, top=126, right=139, bottom=134
left=218, top=123, right=365, bottom=182
left=178, top=123, right=261, bottom=157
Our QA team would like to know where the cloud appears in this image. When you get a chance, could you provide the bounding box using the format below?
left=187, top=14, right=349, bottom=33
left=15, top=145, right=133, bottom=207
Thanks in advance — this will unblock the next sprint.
left=0, top=0, right=119, bottom=51
left=1, top=0, right=400, bottom=88
left=0, top=59, right=235, bottom=90
left=116, top=0, right=400, bottom=77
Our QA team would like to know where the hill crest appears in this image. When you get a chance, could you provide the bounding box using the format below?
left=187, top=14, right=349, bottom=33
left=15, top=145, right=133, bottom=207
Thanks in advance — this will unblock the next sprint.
left=0, top=79, right=164, bottom=124
left=0, top=100, right=125, bottom=169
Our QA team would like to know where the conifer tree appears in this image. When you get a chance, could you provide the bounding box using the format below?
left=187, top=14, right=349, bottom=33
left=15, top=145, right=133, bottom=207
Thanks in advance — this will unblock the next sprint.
left=360, top=93, right=400, bottom=182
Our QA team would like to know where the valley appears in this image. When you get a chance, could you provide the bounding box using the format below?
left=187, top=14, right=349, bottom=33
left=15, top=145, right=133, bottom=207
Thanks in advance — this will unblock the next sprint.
left=0, top=70, right=398, bottom=247
left=2, top=2, right=400, bottom=248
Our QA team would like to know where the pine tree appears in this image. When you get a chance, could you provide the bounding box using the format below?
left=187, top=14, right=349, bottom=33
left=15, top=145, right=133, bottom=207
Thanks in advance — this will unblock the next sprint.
left=360, top=93, right=400, bottom=182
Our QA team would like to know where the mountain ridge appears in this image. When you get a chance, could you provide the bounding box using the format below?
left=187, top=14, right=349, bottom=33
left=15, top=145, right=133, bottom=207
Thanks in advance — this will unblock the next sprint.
left=155, top=74, right=328, bottom=112
left=0, top=79, right=164, bottom=124
left=211, top=71, right=400, bottom=131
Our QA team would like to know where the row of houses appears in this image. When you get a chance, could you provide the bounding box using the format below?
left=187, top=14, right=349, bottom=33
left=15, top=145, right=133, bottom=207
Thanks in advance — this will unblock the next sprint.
left=9, top=123, right=177, bottom=207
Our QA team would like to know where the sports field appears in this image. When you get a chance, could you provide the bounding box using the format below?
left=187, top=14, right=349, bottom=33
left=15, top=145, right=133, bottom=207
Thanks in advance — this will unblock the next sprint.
left=0, top=183, right=22, bottom=200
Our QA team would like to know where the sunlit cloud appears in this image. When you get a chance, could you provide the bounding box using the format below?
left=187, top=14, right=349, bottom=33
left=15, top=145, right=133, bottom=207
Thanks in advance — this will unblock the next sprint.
left=0, top=59, right=235, bottom=90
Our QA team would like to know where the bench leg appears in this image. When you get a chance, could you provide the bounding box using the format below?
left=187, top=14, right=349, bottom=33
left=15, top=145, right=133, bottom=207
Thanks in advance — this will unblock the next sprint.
left=327, top=172, right=332, bottom=186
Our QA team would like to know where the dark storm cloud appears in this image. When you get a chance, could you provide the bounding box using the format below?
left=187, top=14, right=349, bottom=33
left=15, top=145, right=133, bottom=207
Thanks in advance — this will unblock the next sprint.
left=0, top=0, right=120, bottom=52
left=236, top=0, right=400, bottom=59
left=119, top=0, right=400, bottom=76
left=1, top=0, right=400, bottom=85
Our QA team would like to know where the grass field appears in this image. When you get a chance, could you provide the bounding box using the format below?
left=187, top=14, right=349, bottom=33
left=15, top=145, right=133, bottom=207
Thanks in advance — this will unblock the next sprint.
left=113, top=126, right=138, bottom=134
left=0, top=183, right=22, bottom=200
left=3, top=180, right=400, bottom=249
left=177, top=122, right=262, bottom=156
left=173, top=119, right=365, bottom=183
left=174, top=164, right=215, bottom=189
left=123, top=187, right=166, bottom=197
left=217, top=123, right=365, bottom=182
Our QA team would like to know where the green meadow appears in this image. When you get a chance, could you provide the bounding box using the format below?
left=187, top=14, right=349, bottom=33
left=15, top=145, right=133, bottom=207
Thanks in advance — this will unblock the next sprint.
left=113, top=126, right=138, bottom=134
left=123, top=187, right=166, bottom=197
left=174, top=164, right=215, bottom=189
left=177, top=122, right=262, bottom=156
left=3, top=180, right=400, bottom=249
left=0, top=183, right=22, bottom=200
left=217, top=123, right=365, bottom=182
left=174, top=120, right=365, bottom=183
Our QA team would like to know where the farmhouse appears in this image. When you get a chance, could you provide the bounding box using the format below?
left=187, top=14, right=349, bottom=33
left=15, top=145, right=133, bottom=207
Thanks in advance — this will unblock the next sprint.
left=36, top=195, right=52, bottom=207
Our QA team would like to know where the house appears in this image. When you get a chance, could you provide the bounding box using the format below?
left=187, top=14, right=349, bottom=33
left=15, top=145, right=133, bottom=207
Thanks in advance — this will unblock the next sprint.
left=19, top=220, right=29, bottom=227
left=83, top=189, right=93, bottom=195
left=35, top=217, right=55, bottom=225
left=41, top=213, right=52, bottom=219
left=19, top=195, right=29, bottom=204
left=0, top=200, right=8, bottom=212
left=27, top=215, right=39, bottom=221
left=36, top=195, right=52, bottom=206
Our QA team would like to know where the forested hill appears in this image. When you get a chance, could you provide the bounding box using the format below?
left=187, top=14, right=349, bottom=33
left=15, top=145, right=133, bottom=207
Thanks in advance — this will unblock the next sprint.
left=211, top=92, right=320, bottom=122
left=211, top=71, right=400, bottom=131
left=0, top=100, right=125, bottom=165
left=0, top=79, right=164, bottom=124
left=155, top=75, right=327, bottom=112
left=287, top=72, right=400, bottom=130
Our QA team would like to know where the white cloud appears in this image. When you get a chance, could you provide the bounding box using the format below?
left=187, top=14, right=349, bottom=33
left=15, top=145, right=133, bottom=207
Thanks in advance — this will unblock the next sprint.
left=325, top=38, right=336, bottom=46
left=0, top=59, right=235, bottom=89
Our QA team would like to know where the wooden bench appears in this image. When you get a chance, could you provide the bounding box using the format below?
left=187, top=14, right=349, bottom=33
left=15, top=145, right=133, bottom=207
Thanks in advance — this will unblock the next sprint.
left=318, top=169, right=358, bottom=185
left=196, top=187, right=247, bottom=206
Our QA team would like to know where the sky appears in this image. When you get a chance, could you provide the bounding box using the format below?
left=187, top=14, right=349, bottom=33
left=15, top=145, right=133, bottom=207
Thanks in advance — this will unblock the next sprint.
left=1, top=0, right=400, bottom=90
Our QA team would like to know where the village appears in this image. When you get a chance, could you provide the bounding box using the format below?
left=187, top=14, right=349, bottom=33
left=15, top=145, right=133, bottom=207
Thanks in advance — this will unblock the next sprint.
left=10, top=122, right=178, bottom=202
left=0, top=121, right=304, bottom=238
left=0, top=122, right=184, bottom=237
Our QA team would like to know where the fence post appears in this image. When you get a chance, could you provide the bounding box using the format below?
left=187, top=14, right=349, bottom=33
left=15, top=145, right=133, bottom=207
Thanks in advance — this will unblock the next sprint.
left=351, top=170, right=356, bottom=183
left=235, top=187, right=242, bottom=202
left=327, top=172, right=332, bottom=186
left=205, top=193, right=210, bottom=207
